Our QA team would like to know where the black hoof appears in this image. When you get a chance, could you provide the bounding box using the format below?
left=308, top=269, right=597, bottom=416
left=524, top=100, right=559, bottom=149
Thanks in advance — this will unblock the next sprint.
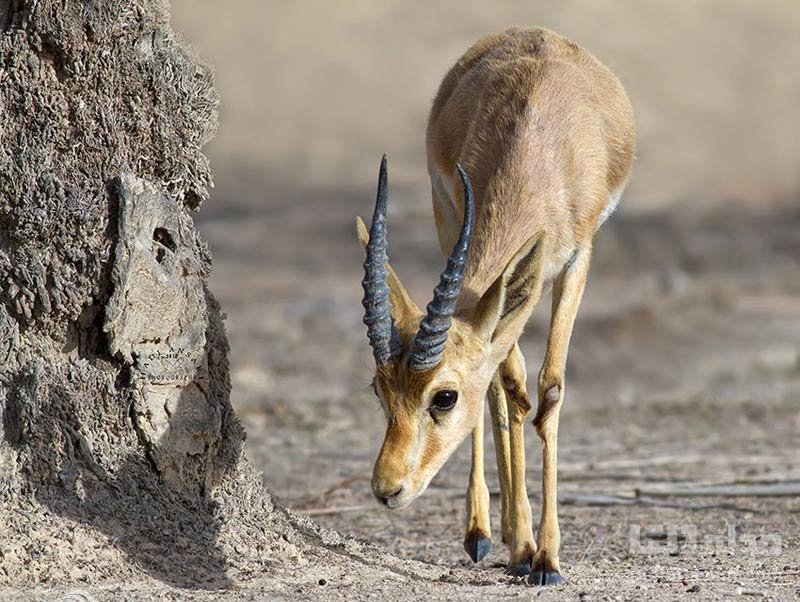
left=463, top=531, right=492, bottom=563
left=506, top=561, right=532, bottom=577
left=528, top=566, right=565, bottom=586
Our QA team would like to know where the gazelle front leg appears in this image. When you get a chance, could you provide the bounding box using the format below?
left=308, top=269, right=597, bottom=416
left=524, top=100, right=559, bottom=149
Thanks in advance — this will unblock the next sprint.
left=529, top=247, right=592, bottom=586
left=464, top=399, right=492, bottom=562
left=500, top=343, right=537, bottom=576
left=487, top=372, right=512, bottom=546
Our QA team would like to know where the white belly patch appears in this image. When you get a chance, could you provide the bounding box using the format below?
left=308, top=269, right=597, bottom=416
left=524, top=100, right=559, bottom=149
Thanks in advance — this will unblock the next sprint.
left=596, top=184, right=626, bottom=230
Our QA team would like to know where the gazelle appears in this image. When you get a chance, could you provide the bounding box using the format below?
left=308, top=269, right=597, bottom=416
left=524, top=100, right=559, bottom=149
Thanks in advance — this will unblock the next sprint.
left=357, top=28, right=634, bottom=585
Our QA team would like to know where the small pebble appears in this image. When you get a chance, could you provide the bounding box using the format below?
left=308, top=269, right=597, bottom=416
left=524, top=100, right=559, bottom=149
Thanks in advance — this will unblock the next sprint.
left=687, top=584, right=701, bottom=593
left=318, top=578, right=327, bottom=586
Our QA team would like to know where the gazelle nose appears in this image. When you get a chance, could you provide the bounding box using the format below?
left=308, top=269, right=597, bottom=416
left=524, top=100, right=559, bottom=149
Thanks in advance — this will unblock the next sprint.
left=374, top=485, right=403, bottom=506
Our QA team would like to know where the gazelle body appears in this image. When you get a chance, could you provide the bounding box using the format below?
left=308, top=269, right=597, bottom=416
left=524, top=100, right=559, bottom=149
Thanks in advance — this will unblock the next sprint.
left=358, top=28, right=634, bottom=585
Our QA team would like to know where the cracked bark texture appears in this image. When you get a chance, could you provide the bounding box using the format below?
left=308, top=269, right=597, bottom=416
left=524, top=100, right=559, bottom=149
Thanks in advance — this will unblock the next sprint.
left=0, top=0, right=236, bottom=489
left=0, top=0, right=290, bottom=587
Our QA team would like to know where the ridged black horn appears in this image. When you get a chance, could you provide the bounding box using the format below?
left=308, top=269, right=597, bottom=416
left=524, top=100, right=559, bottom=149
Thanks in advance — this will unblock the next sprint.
left=410, top=164, right=475, bottom=371
left=362, top=155, right=399, bottom=365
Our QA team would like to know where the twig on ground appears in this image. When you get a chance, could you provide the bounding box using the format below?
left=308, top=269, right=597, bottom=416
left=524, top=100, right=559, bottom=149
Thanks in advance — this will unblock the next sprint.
left=577, top=537, right=596, bottom=565
left=559, top=453, right=795, bottom=473
left=635, top=481, right=800, bottom=498
left=291, top=474, right=370, bottom=508
left=559, top=493, right=761, bottom=513
left=298, top=505, right=372, bottom=516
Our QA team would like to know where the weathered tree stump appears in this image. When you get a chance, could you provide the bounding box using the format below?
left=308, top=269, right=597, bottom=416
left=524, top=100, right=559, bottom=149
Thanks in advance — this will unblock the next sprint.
left=0, top=0, right=293, bottom=588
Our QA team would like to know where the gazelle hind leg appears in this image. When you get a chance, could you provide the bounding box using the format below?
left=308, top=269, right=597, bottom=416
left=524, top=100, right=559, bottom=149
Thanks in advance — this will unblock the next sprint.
left=464, top=399, right=492, bottom=562
left=487, top=372, right=512, bottom=545
left=529, top=247, right=592, bottom=586
left=500, top=343, right=537, bottom=576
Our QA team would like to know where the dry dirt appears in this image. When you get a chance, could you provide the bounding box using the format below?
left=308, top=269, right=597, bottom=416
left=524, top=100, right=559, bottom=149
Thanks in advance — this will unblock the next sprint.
left=7, top=199, right=800, bottom=600
left=6, top=2, right=800, bottom=601
left=190, top=185, right=800, bottom=602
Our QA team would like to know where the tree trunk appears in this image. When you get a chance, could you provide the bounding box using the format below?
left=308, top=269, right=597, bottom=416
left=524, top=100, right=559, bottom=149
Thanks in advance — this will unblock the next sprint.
left=0, top=0, right=285, bottom=588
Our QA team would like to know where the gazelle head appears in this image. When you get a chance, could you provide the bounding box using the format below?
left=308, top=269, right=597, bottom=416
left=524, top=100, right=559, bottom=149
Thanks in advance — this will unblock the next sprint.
left=358, top=156, right=540, bottom=509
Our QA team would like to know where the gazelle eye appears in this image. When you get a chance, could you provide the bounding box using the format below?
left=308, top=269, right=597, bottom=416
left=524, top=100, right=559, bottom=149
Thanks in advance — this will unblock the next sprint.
left=431, top=390, right=458, bottom=411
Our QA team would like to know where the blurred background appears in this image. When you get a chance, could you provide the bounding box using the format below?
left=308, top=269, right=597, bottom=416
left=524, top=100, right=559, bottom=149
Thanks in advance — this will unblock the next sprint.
left=173, top=0, right=800, bottom=208
left=170, top=0, right=800, bottom=572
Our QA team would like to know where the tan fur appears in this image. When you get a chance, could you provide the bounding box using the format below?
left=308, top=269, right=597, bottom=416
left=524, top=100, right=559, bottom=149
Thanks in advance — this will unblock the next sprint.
left=486, top=372, right=512, bottom=544
left=360, top=27, right=635, bottom=580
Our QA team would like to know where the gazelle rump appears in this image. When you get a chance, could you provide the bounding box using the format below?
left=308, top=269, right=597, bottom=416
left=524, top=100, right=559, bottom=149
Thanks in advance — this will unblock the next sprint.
left=357, top=28, right=635, bottom=585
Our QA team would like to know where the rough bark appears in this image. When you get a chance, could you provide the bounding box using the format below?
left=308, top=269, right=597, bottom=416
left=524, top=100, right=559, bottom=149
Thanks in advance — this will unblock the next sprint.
left=0, top=0, right=290, bottom=588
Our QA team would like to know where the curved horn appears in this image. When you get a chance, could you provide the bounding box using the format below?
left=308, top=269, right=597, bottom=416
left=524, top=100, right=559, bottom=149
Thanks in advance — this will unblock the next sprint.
left=362, top=155, right=399, bottom=364
left=410, top=164, right=475, bottom=371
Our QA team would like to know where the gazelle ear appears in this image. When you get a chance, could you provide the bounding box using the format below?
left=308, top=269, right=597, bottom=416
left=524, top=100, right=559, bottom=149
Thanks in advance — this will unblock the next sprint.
left=471, top=233, right=543, bottom=359
left=355, top=215, right=371, bottom=250
left=356, top=216, right=421, bottom=328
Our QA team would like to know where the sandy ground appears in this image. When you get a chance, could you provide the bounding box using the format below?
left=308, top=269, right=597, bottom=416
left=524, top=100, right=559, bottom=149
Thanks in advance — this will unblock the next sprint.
left=7, top=192, right=799, bottom=602
left=6, top=3, right=800, bottom=601
left=189, top=184, right=800, bottom=601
